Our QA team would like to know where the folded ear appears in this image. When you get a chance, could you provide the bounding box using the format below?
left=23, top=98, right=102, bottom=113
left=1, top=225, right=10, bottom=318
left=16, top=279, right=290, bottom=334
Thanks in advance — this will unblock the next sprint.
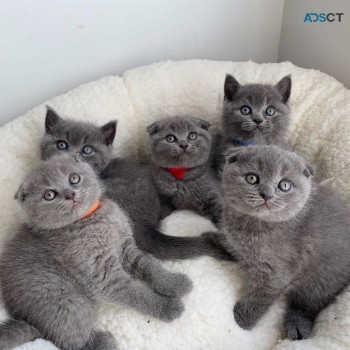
left=275, top=75, right=292, bottom=104
left=146, top=121, right=161, bottom=136
left=224, top=74, right=240, bottom=101
left=100, top=121, right=117, bottom=146
left=196, top=118, right=211, bottom=131
left=45, top=106, right=62, bottom=134
left=15, top=184, right=27, bottom=203
left=303, top=163, right=315, bottom=178
left=223, top=147, right=244, bottom=164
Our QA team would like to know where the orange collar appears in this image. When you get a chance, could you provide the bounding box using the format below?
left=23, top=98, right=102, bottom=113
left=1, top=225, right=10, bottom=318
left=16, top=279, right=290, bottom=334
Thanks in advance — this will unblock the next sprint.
left=81, top=199, right=100, bottom=219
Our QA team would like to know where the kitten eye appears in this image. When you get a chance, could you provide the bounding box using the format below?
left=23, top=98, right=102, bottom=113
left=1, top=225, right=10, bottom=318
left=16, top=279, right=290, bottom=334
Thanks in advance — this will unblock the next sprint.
left=246, top=174, right=259, bottom=184
left=82, top=145, right=94, bottom=155
left=69, top=174, right=81, bottom=185
left=266, top=106, right=276, bottom=116
left=166, top=134, right=176, bottom=143
left=188, top=132, right=198, bottom=141
left=240, top=106, right=252, bottom=115
left=278, top=180, right=292, bottom=192
left=44, top=190, right=57, bottom=201
left=57, top=141, right=68, bottom=150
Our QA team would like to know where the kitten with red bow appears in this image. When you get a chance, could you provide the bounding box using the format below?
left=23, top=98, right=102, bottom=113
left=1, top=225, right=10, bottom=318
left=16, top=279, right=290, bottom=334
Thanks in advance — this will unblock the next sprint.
left=147, top=116, right=223, bottom=225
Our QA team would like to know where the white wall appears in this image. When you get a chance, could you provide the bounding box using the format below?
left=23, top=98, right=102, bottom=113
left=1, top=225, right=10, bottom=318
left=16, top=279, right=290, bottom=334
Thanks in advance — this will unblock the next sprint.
left=0, top=0, right=285, bottom=125
left=279, top=0, right=350, bottom=88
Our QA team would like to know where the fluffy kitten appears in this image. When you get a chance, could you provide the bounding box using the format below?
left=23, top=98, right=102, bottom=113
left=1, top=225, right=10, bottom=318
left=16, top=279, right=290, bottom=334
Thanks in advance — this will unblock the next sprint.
left=40, top=107, right=228, bottom=260
left=0, top=156, right=192, bottom=350
left=148, top=116, right=223, bottom=225
left=221, top=145, right=350, bottom=340
left=212, top=75, right=291, bottom=173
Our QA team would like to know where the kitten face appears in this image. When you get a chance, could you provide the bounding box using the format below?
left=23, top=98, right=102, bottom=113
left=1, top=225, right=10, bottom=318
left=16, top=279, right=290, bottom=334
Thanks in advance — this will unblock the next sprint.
left=16, top=156, right=102, bottom=230
left=147, top=116, right=212, bottom=168
left=223, top=75, right=291, bottom=143
left=40, top=107, right=116, bottom=172
left=222, top=145, right=313, bottom=222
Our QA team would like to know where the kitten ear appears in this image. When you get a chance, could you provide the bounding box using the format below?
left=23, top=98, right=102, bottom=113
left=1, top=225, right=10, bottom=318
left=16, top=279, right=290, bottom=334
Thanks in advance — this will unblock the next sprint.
left=224, top=74, right=240, bottom=101
left=45, top=106, right=62, bottom=134
left=100, top=121, right=117, bottom=146
left=146, top=121, right=160, bottom=135
left=275, top=75, right=292, bottom=104
left=15, top=185, right=27, bottom=203
left=196, top=118, right=211, bottom=131
left=224, top=147, right=243, bottom=164
left=303, top=163, right=315, bottom=178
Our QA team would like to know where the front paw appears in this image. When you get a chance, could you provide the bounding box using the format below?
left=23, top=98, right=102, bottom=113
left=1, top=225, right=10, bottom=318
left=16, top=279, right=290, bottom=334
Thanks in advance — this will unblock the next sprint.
left=155, top=273, right=193, bottom=297
left=233, top=300, right=259, bottom=330
left=158, top=297, right=185, bottom=322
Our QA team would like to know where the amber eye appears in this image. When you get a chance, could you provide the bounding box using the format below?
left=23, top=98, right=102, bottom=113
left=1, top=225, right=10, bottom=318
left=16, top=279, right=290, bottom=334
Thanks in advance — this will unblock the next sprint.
left=166, top=134, right=176, bottom=143
left=240, top=106, right=252, bottom=115
left=278, top=180, right=292, bottom=192
left=188, top=132, right=197, bottom=141
left=82, top=145, right=94, bottom=155
left=246, top=174, right=259, bottom=184
left=44, top=190, right=57, bottom=201
left=69, top=174, right=81, bottom=185
left=57, top=141, right=68, bottom=150
left=266, top=106, right=276, bottom=116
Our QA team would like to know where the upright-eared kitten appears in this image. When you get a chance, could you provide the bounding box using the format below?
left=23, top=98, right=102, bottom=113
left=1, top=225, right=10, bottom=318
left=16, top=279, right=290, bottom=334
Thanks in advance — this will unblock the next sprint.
left=0, top=156, right=192, bottom=350
left=221, top=145, right=350, bottom=340
left=40, top=107, right=228, bottom=260
left=212, top=75, right=291, bottom=173
left=148, top=116, right=223, bottom=225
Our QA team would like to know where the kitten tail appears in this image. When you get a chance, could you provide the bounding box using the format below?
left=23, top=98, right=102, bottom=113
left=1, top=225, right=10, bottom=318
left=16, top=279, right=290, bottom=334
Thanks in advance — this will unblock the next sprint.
left=0, top=319, right=41, bottom=349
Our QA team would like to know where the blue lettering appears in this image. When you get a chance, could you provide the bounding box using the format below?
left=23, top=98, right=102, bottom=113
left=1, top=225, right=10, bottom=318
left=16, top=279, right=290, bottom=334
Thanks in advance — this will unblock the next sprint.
left=319, top=13, right=327, bottom=22
left=304, top=13, right=312, bottom=22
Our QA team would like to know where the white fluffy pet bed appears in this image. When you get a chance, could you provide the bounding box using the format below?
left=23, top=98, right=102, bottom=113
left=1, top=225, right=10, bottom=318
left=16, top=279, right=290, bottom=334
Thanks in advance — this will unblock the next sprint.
left=1, top=60, right=350, bottom=350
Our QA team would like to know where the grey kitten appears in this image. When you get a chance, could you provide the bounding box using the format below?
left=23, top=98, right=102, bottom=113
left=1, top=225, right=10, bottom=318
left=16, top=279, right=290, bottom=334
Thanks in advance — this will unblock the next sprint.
left=40, top=107, right=229, bottom=260
left=0, top=156, right=192, bottom=350
left=212, top=75, right=291, bottom=173
left=148, top=116, right=223, bottom=225
left=221, top=145, right=350, bottom=340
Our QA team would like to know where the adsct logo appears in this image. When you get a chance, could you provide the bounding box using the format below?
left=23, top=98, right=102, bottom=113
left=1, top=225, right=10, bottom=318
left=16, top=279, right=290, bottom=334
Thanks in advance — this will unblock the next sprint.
left=304, top=13, right=344, bottom=23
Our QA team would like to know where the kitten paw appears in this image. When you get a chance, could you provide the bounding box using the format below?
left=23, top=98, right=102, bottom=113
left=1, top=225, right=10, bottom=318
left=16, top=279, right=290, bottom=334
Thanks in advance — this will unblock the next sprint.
left=233, top=300, right=258, bottom=330
left=155, top=273, right=193, bottom=297
left=158, top=297, right=185, bottom=322
left=283, top=310, right=313, bottom=340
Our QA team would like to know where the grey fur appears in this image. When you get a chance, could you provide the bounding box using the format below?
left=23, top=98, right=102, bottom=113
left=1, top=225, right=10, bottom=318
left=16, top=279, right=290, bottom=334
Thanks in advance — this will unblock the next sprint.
left=40, top=107, right=229, bottom=260
left=148, top=116, right=223, bottom=225
left=0, top=156, right=192, bottom=350
left=221, top=145, right=350, bottom=340
left=211, top=75, right=291, bottom=174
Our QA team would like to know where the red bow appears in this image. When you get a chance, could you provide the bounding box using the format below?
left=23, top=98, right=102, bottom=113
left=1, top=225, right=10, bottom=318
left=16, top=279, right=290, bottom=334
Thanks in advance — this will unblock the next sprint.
left=167, top=167, right=188, bottom=180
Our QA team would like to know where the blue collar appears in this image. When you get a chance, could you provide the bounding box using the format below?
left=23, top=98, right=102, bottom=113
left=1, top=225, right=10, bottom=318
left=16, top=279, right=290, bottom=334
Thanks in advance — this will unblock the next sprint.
left=232, top=139, right=257, bottom=147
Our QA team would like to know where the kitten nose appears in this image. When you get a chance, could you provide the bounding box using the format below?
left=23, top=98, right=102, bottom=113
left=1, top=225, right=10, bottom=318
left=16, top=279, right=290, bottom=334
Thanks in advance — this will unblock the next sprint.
left=253, top=119, right=263, bottom=125
left=179, top=141, right=188, bottom=149
left=64, top=189, right=76, bottom=201
left=260, top=192, right=273, bottom=201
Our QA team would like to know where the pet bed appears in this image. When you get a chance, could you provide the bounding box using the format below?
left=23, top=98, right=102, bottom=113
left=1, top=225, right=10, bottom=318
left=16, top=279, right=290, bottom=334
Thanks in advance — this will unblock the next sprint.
left=1, top=60, right=350, bottom=350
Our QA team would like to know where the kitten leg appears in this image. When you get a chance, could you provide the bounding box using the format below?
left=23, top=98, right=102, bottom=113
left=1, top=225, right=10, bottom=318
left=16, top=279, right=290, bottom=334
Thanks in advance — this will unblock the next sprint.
left=283, top=308, right=314, bottom=340
left=234, top=280, right=280, bottom=330
left=199, top=191, right=223, bottom=225
left=105, top=268, right=184, bottom=322
left=82, top=331, right=117, bottom=350
left=122, top=237, right=193, bottom=297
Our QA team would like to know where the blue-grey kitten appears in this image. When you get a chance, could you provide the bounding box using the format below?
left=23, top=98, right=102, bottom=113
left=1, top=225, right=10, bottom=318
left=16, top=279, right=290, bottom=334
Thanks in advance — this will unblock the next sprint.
left=148, top=116, right=223, bottom=225
left=221, top=145, right=350, bottom=340
left=40, top=107, right=228, bottom=260
left=0, top=156, right=192, bottom=350
left=212, top=75, right=291, bottom=173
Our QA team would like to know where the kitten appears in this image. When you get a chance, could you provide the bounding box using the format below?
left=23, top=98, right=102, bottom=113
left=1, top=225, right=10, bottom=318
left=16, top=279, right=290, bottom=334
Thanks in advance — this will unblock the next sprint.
left=40, top=107, right=229, bottom=260
left=211, top=75, right=292, bottom=173
left=221, top=145, right=350, bottom=340
left=0, top=156, right=192, bottom=350
left=148, top=116, right=223, bottom=225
